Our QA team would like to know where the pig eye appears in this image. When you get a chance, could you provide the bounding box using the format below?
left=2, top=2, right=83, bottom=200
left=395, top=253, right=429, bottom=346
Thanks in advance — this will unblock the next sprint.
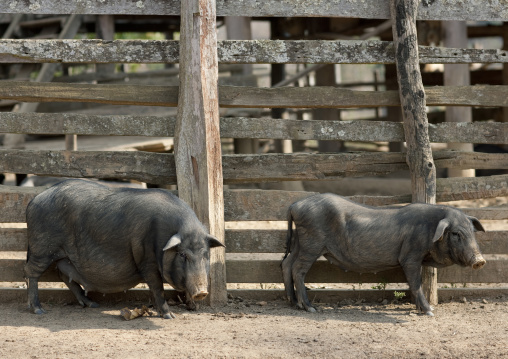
left=451, top=232, right=460, bottom=239
left=178, top=252, right=187, bottom=260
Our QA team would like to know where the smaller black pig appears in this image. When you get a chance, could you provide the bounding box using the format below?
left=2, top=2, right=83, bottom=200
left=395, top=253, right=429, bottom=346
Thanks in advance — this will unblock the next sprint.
left=282, top=193, right=486, bottom=316
left=24, top=179, right=224, bottom=318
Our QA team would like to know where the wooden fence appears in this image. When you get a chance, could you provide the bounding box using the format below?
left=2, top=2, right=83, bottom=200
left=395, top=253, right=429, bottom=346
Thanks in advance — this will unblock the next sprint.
left=1, top=0, right=508, bottom=305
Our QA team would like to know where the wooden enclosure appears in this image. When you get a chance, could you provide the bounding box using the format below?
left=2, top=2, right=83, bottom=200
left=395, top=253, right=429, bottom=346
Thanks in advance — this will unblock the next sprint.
left=0, top=0, right=507, bottom=305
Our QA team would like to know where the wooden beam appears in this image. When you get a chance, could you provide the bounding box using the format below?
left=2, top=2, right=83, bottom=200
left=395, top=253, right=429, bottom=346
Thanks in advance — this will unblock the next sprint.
left=1, top=113, right=507, bottom=145
left=1, top=184, right=507, bottom=224
left=0, top=81, right=507, bottom=108
left=3, top=228, right=506, bottom=254
left=174, top=0, right=226, bottom=306
left=0, top=1, right=507, bottom=21
left=390, top=0, right=437, bottom=307
left=3, top=258, right=506, bottom=284
left=1, top=39, right=507, bottom=65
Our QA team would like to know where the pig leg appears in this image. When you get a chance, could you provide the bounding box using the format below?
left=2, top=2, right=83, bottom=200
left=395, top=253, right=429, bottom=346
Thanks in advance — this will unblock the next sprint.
left=292, top=250, right=321, bottom=313
left=401, top=262, right=434, bottom=316
left=24, top=254, right=55, bottom=314
left=140, top=269, right=176, bottom=319
left=281, top=239, right=299, bottom=304
left=56, top=260, right=99, bottom=308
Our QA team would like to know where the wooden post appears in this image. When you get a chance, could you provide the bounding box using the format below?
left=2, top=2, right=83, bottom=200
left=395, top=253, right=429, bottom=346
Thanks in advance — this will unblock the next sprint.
left=390, top=0, right=438, bottom=306
left=175, top=0, right=226, bottom=306
left=443, top=21, right=474, bottom=178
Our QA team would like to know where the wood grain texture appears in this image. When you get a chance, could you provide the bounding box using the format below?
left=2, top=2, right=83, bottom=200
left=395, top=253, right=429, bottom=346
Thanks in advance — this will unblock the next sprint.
left=1, top=113, right=507, bottom=145
left=174, top=0, right=226, bottom=306
left=1, top=81, right=506, bottom=108
left=1, top=186, right=507, bottom=224
left=391, top=0, right=437, bottom=305
left=0, top=1, right=506, bottom=21
left=1, top=39, right=506, bottom=64
left=2, top=259, right=506, bottom=284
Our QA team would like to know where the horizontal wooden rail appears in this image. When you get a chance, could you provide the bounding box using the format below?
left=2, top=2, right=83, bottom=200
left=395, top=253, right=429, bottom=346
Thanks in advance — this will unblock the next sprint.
left=1, top=287, right=507, bottom=305
left=1, top=39, right=507, bottom=64
left=1, top=114, right=508, bottom=145
left=7, top=228, right=506, bottom=253
left=225, top=230, right=508, bottom=255
left=0, top=150, right=506, bottom=186
left=1, top=259, right=506, bottom=284
left=0, top=1, right=506, bottom=21
left=0, top=82, right=507, bottom=108
left=1, top=185, right=508, bottom=223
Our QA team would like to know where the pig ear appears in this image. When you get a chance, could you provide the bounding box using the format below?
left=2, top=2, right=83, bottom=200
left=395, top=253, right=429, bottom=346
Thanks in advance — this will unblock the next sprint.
left=432, top=219, right=450, bottom=242
left=468, top=216, right=485, bottom=232
left=208, top=235, right=225, bottom=248
left=163, top=234, right=181, bottom=251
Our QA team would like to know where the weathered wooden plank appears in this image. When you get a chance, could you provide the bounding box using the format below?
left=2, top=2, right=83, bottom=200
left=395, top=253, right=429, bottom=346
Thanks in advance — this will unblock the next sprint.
left=436, top=175, right=508, bottom=202
left=219, top=40, right=508, bottom=64
left=461, top=207, right=508, bottom=221
left=225, top=229, right=508, bottom=255
left=0, top=82, right=507, bottom=108
left=433, top=151, right=508, bottom=171
left=3, top=228, right=506, bottom=254
left=219, top=85, right=508, bottom=108
left=2, top=258, right=505, bottom=284
left=0, top=187, right=42, bottom=223
left=0, top=1, right=506, bottom=21
left=0, top=39, right=180, bottom=64
left=0, top=150, right=176, bottom=185
left=1, top=113, right=507, bottom=145
left=2, top=150, right=504, bottom=188
left=1, top=39, right=507, bottom=65
left=0, top=112, right=173, bottom=136
left=2, top=287, right=507, bottom=304
left=0, top=228, right=27, bottom=251
left=0, top=81, right=178, bottom=107
left=223, top=152, right=408, bottom=183
left=224, top=259, right=508, bottom=284
left=1, top=186, right=507, bottom=224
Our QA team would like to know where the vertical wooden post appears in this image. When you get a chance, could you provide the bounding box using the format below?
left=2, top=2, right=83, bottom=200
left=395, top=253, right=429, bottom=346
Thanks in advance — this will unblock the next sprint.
left=390, top=0, right=438, bottom=306
left=175, top=0, right=226, bottom=306
left=443, top=21, right=475, bottom=178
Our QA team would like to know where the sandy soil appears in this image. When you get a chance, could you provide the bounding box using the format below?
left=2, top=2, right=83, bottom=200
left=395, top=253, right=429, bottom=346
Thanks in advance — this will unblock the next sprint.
left=1, top=295, right=507, bottom=358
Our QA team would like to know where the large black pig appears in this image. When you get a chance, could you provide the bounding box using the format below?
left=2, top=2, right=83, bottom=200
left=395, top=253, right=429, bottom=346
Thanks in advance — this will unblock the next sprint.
left=24, top=179, right=224, bottom=318
left=282, top=193, right=486, bottom=316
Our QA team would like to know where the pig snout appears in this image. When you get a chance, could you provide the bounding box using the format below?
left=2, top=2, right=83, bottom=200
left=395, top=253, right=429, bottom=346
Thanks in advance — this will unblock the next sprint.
left=471, top=255, right=486, bottom=270
left=192, top=290, right=209, bottom=301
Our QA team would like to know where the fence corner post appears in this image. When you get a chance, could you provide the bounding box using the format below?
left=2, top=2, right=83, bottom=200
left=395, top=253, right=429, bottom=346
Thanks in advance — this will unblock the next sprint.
left=390, top=0, right=438, bottom=306
left=174, top=0, right=227, bottom=307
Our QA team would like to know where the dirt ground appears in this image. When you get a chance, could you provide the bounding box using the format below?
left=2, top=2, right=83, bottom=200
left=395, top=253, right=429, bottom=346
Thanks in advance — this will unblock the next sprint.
left=1, top=295, right=507, bottom=358
left=2, top=185, right=507, bottom=358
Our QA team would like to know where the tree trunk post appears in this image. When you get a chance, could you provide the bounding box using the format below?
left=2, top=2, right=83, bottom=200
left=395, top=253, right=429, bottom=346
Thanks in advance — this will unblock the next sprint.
left=390, top=0, right=438, bottom=306
left=175, top=0, right=226, bottom=307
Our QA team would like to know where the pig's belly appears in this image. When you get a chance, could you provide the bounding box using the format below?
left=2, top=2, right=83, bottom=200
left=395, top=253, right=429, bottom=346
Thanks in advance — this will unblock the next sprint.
left=323, top=253, right=400, bottom=274
left=62, top=260, right=145, bottom=294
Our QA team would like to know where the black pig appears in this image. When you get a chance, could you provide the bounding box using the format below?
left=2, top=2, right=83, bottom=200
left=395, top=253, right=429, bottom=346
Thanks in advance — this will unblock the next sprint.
left=24, top=179, right=224, bottom=318
left=282, top=193, right=486, bottom=316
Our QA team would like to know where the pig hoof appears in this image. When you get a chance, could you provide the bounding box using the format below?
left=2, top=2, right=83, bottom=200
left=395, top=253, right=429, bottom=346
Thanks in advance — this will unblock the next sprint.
left=88, top=302, right=99, bottom=308
left=33, top=308, right=47, bottom=315
left=425, top=311, right=434, bottom=317
left=163, top=312, right=176, bottom=319
left=306, top=306, right=317, bottom=313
